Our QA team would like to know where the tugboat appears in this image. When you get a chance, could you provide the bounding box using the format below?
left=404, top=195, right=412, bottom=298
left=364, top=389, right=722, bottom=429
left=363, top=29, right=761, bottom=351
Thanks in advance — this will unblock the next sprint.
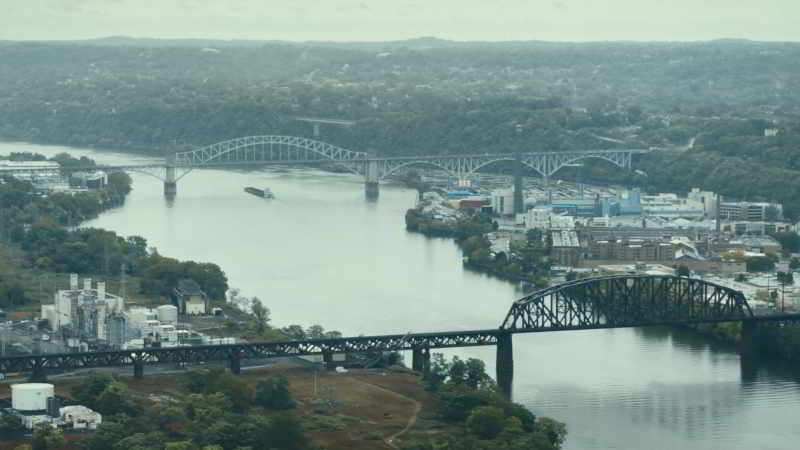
left=244, top=187, right=275, bottom=198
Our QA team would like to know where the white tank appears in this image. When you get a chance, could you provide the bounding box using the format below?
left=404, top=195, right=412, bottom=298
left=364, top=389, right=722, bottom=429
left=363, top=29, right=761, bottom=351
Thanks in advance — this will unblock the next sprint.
left=157, top=305, right=178, bottom=324
left=11, top=383, right=54, bottom=411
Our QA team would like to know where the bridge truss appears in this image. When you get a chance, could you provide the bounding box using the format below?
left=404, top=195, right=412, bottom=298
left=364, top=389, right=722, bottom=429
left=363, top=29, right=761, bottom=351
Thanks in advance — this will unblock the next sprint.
left=1, top=136, right=648, bottom=185
left=0, top=330, right=501, bottom=373
left=501, top=275, right=754, bottom=331
left=370, top=149, right=645, bottom=181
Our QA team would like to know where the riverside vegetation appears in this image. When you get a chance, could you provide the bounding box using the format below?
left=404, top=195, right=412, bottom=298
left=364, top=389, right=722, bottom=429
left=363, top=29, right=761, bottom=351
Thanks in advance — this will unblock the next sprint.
left=0, top=356, right=566, bottom=450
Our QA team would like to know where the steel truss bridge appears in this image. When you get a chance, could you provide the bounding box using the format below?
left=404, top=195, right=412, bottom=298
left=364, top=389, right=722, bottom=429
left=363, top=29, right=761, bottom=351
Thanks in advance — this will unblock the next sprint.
left=3, top=275, right=800, bottom=398
left=0, top=135, right=649, bottom=197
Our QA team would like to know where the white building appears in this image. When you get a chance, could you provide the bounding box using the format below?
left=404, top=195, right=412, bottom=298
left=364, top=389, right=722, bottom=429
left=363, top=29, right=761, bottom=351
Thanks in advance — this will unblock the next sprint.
left=525, top=206, right=552, bottom=230
left=491, top=189, right=515, bottom=216
left=59, top=405, right=102, bottom=430
left=640, top=193, right=705, bottom=219
left=687, top=188, right=718, bottom=217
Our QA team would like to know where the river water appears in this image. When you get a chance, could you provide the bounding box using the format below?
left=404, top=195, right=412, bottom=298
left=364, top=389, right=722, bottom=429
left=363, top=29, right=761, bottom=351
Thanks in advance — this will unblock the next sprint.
left=4, top=141, right=800, bottom=449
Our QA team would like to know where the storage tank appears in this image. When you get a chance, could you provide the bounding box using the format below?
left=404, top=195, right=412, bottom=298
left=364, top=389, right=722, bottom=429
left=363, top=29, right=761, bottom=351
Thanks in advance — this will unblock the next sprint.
left=12, top=383, right=54, bottom=411
left=157, top=305, right=178, bottom=324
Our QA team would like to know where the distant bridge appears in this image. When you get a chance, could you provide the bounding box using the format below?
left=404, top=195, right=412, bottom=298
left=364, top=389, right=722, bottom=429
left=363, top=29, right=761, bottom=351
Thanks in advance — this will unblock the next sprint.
left=1, top=135, right=649, bottom=198
left=3, top=275, right=798, bottom=399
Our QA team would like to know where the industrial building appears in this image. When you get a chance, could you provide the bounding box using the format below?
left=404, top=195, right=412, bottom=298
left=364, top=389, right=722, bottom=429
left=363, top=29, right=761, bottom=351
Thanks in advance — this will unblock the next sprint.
left=173, top=279, right=209, bottom=315
left=589, top=239, right=677, bottom=261
left=40, top=274, right=125, bottom=344
left=551, top=230, right=582, bottom=266
left=39, top=274, right=228, bottom=351
left=4, top=383, right=101, bottom=430
left=70, top=171, right=108, bottom=189
left=718, top=201, right=784, bottom=222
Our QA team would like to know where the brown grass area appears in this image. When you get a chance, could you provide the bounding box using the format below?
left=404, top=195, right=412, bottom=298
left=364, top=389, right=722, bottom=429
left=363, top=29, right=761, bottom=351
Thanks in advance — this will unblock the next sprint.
left=0, top=363, right=444, bottom=450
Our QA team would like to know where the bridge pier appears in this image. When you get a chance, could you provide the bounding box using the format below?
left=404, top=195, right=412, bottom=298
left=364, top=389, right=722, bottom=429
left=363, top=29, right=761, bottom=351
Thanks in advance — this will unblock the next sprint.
left=513, top=153, right=524, bottom=215
left=412, top=346, right=431, bottom=376
left=323, top=351, right=335, bottom=371
left=740, top=321, right=759, bottom=359
left=230, top=353, right=241, bottom=375
left=164, top=158, right=177, bottom=196
left=28, top=362, right=47, bottom=383
left=496, top=333, right=514, bottom=400
left=133, top=361, right=144, bottom=379
left=365, top=159, right=380, bottom=200
left=164, top=182, right=177, bottom=196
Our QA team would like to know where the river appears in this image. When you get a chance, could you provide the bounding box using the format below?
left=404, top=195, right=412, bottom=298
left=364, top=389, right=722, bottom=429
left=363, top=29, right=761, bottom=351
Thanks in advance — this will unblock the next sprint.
left=4, top=141, right=800, bottom=449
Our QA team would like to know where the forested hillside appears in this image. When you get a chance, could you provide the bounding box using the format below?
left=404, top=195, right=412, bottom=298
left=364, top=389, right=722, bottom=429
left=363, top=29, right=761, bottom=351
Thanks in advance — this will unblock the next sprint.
left=1, top=39, right=799, bottom=216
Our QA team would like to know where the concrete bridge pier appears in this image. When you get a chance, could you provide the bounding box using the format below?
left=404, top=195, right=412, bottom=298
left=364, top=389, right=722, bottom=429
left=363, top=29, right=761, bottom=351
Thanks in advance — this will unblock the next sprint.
left=323, top=351, right=336, bottom=371
left=164, top=164, right=177, bottom=196
left=28, top=361, right=47, bottom=383
left=230, top=353, right=241, bottom=375
left=513, top=153, right=524, bottom=214
left=740, top=320, right=759, bottom=359
left=365, top=159, right=379, bottom=200
left=133, top=361, right=144, bottom=379
left=412, top=346, right=431, bottom=377
left=496, top=332, right=514, bottom=400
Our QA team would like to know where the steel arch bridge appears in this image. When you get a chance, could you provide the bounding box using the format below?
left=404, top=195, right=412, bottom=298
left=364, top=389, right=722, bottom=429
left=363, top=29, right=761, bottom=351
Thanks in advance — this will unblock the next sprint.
left=0, top=136, right=649, bottom=197
left=372, top=149, right=641, bottom=181
left=168, top=135, right=369, bottom=181
left=501, top=275, right=754, bottom=331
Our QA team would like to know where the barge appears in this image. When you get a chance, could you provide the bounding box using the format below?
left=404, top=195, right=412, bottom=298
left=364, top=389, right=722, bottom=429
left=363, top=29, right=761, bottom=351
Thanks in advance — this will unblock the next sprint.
left=244, top=187, right=274, bottom=198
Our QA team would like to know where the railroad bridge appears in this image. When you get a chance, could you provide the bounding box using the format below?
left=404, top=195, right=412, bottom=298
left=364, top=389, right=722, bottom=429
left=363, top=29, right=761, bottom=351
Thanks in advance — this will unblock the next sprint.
left=1, top=135, right=648, bottom=200
left=3, top=275, right=799, bottom=399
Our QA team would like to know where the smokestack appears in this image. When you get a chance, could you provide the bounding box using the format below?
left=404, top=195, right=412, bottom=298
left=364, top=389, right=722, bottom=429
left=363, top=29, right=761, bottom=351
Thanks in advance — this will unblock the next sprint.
left=70, top=273, right=78, bottom=290
left=97, top=282, right=106, bottom=301
left=83, top=278, right=92, bottom=292
left=715, top=194, right=721, bottom=235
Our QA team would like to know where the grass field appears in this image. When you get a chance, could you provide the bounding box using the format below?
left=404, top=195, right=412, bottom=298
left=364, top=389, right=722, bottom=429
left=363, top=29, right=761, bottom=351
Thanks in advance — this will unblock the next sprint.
left=0, top=363, right=451, bottom=450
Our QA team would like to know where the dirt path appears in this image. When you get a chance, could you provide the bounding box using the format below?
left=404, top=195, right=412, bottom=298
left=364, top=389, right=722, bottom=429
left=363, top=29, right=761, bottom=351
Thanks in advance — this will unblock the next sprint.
left=350, top=376, right=423, bottom=449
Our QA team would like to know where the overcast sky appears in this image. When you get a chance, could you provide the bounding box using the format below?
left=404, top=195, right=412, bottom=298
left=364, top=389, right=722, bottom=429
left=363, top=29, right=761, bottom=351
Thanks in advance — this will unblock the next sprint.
left=2, top=0, right=798, bottom=42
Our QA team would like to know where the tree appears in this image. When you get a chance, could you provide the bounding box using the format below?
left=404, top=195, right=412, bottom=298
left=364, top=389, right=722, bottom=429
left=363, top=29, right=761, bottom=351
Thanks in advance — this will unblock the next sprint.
left=772, top=231, right=800, bottom=254
left=31, top=423, right=66, bottom=450
left=0, top=411, right=25, bottom=436
left=466, top=406, right=506, bottom=439
left=250, top=299, right=270, bottom=334
left=536, top=417, right=568, bottom=449
left=746, top=256, right=776, bottom=272
left=95, top=382, right=143, bottom=416
left=676, top=265, right=690, bottom=277
left=777, top=271, right=794, bottom=286
left=791, top=257, right=800, bottom=271
left=71, top=372, right=116, bottom=409
left=254, top=375, right=295, bottom=410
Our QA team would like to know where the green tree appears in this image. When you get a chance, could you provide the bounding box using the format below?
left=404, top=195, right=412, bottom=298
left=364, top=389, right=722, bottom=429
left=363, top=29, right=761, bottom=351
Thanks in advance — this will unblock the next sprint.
left=95, top=382, right=143, bottom=416
left=676, top=265, right=691, bottom=277
left=250, top=299, right=270, bottom=334
left=536, top=417, right=568, bottom=449
left=0, top=411, right=26, bottom=436
left=71, top=372, right=116, bottom=409
left=466, top=406, right=507, bottom=439
left=254, top=375, right=295, bottom=410
left=772, top=232, right=800, bottom=254
left=31, top=423, right=66, bottom=450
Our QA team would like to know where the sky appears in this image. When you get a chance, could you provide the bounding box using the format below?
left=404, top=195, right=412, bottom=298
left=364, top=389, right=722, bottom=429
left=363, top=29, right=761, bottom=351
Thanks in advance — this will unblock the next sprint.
left=1, top=0, right=798, bottom=42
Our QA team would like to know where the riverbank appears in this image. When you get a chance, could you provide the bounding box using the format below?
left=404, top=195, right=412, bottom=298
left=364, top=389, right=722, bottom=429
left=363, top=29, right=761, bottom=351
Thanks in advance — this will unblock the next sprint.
left=404, top=201, right=550, bottom=287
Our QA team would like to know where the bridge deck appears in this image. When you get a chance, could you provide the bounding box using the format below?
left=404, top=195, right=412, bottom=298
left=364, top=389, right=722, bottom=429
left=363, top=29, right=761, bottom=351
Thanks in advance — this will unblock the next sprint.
left=2, top=314, right=799, bottom=373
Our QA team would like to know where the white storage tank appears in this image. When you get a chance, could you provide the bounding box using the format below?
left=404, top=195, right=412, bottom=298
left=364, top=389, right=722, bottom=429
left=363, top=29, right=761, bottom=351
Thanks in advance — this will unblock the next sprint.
left=12, top=383, right=54, bottom=411
left=157, top=305, right=178, bottom=324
